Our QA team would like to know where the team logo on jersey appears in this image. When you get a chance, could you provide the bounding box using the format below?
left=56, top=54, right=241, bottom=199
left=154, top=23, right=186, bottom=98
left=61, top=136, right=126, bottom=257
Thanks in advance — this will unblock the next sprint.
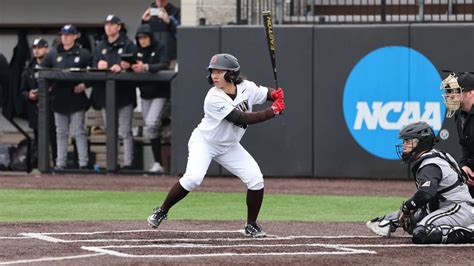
left=421, top=181, right=431, bottom=187
left=101, top=48, right=107, bottom=55
left=56, top=56, right=63, bottom=62
left=235, top=100, right=249, bottom=112
left=216, top=105, right=226, bottom=112
left=343, top=46, right=444, bottom=160
left=74, top=56, right=80, bottom=63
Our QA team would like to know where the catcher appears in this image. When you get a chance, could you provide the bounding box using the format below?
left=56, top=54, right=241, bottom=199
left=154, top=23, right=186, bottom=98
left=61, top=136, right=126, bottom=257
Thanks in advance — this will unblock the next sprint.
left=366, top=121, right=474, bottom=244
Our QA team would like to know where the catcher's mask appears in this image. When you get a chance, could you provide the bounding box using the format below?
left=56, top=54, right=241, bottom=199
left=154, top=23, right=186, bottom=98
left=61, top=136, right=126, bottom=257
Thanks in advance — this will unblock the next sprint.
left=396, top=121, right=436, bottom=163
left=440, top=73, right=463, bottom=118
left=206, top=53, right=240, bottom=84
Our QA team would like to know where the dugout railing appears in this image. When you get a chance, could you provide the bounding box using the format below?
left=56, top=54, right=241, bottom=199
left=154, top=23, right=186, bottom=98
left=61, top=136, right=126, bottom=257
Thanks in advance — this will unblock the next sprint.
left=37, top=70, right=177, bottom=173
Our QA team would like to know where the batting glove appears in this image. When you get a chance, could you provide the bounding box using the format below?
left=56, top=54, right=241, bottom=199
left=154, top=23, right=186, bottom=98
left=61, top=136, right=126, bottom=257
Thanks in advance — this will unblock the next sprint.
left=271, top=98, right=285, bottom=115
left=271, top=87, right=284, bottom=101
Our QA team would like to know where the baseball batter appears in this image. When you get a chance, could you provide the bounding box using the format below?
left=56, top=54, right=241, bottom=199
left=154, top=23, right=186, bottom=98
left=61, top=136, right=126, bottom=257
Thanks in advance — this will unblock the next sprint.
left=147, top=53, right=286, bottom=237
left=367, top=121, right=474, bottom=244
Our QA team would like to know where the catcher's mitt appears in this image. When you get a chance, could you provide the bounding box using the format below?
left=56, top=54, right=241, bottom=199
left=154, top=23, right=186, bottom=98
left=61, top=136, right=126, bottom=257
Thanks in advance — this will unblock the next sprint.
left=399, top=202, right=415, bottom=234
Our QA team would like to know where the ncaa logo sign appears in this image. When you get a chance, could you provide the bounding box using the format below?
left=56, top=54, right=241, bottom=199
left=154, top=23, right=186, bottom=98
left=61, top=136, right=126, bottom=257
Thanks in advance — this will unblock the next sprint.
left=343, top=46, right=445, bottom=160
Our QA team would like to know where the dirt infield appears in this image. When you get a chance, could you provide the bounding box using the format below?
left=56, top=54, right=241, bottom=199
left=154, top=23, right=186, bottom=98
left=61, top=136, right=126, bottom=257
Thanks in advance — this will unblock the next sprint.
left=2, top=174, right=473, bottom=265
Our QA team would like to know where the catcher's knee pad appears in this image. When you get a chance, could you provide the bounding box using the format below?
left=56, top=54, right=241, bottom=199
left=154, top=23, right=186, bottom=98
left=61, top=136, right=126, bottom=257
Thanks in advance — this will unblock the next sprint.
left=413, top=225, right=458, bottom=244
left=412, top=225, right=432, bottom=244
left=445, top=226, right=473, bottom=244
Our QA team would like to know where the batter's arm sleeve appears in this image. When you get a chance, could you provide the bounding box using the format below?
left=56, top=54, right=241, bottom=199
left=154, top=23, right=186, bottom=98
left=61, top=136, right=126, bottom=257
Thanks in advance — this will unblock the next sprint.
left=224, top=108, right=275, bottom=127
left=266, top=87, right=275, bottom=101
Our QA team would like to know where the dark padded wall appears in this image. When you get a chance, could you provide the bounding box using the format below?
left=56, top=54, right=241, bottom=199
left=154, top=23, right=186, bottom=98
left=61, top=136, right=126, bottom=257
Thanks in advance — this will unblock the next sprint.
left=172, top=27, right=221, bottom=175
left=175, top=24, right=470, bottom=179
left=410, top=24, right=474, bottom=161
left=313, top=25, right=411, bottom=178
left=220, top=25, right=314, bottom=176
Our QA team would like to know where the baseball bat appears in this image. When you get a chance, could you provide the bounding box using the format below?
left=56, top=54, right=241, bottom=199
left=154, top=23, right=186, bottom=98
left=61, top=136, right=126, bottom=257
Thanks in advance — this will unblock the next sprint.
left=262, top=11, right=278, bottom=89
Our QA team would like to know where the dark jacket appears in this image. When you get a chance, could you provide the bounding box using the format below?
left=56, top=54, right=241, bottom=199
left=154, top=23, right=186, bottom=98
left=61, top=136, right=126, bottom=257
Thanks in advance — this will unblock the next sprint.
left=141, top=1, right=180, bottom=61
left=0, top=53, right=10, bottom=116
left=135, top=24, right=170, bottom=99
left=91, top=32, right=137, bottom=109
left=20, top=59, right=41, bottom=128
left=455, top=106, right=474, bottom=169
left=41, top=43, right=92, bottom=114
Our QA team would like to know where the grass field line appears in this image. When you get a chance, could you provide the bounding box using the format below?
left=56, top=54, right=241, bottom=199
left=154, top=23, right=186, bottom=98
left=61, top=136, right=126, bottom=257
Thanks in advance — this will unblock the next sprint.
left=0, top=253, right=104, bottom=265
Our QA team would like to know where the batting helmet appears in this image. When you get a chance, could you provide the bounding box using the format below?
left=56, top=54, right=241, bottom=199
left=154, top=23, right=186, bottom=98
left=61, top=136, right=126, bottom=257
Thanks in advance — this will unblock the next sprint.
left=396, top=121, right=436, bottom=163
left=206, top=53, right=241, bottom=84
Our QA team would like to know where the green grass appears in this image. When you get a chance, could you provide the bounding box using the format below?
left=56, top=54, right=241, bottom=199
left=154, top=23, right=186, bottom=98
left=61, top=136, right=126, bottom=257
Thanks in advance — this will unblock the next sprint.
left=0, top=189, right=404, bottom=222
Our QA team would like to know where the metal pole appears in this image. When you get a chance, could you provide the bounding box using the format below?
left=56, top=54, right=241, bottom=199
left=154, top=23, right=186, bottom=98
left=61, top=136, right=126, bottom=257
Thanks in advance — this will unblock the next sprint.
left=381, top=0, right=387, bottom=22
left=37, top=77, right=50, bottom=172
left=105, top=78, right=118, bottom=172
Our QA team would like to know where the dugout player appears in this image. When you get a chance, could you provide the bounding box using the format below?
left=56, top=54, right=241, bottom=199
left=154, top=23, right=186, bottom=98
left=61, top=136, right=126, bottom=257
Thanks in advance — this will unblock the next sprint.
left=440, top=72, right=474, bottom=197
left=91, top=15, right=137, bottom=169
left=20, top=38, right=57, bottom=166
left=41, top=25, right=92, bottom=170
left=147, top=53, right=286, bottom=237
left=131, top=24, right=170, bottom=173
left=366, top=121, right=474, bottom=244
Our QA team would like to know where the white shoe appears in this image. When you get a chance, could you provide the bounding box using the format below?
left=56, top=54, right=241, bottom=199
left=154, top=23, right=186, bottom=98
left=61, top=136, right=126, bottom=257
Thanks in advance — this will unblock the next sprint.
left=366, top=218, right=391, bottom=237
left=149, top=162, right=164, bottom=173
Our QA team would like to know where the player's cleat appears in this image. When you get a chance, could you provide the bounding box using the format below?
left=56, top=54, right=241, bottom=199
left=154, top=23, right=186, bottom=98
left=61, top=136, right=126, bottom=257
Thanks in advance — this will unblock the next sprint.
left=244, top=223, right=266, bottom=238
left=53, top=166, right=65, bottom=171
left=366, top=216, right=393, bottom=237
left=147, top=207, right=167, bottom=229
left=149, top=162, right=165, bottom=173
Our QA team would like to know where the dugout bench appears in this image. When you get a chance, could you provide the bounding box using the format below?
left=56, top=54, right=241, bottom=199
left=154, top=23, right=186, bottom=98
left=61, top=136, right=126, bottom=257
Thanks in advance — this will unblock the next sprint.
left=37, top=70, right=177, bottom=173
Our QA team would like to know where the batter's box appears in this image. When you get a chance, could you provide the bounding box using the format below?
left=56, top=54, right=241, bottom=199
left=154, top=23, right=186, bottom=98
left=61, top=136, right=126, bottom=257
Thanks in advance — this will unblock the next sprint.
left=81, top=243, right=376, bottom=258
left=21, top=229, right=283, bottom=244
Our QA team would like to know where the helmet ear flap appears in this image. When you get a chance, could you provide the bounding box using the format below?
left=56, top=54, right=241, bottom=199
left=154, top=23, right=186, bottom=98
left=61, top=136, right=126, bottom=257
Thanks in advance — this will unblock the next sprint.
left=224, top=70, right=240, bottom=83
left=207, top=73, right=213, bottom=85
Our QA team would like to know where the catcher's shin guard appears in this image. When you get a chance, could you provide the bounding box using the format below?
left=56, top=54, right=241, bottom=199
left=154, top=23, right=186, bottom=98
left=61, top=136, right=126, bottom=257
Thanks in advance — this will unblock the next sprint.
left=413, top=225, right=474, bottom=244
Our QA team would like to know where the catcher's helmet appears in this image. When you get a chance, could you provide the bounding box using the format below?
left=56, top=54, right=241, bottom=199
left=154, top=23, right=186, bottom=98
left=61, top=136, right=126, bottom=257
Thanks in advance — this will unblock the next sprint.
left=441, top=72, right=474, bottom=118
left=396, top=121, right=436, bottom=163
left=206, top=53, right=240, bottom=84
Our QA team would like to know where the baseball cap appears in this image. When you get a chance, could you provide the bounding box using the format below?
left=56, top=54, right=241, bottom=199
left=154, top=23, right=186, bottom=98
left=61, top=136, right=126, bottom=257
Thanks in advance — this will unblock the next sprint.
left=457, top=72, right=474, bottom=91
left=105, top=14, right=122, bottom=24
left=59, top=24, right=78, bottom=35
left=32, top=37, right=48, bottom=48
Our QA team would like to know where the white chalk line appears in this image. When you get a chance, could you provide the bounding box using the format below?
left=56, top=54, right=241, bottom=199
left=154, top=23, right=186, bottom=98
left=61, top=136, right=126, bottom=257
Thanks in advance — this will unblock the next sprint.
left=20, top=235, right=390, bottom=244
left=0, top=253, right=105, bottom=265
left=8, top=229, right=474, bottom=262
left=81, top=246, right=376, bottom=258
left=0, top=236, right=33, bottom=240
left=19, top=233, right=67, bottom=243
left=43, top=229, right=244, bottom=235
